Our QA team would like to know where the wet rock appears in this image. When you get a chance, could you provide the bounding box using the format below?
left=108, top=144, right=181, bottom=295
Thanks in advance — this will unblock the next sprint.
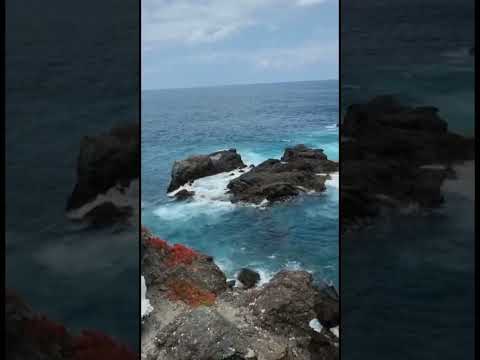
left=66, top=123, right=139, bottom=211
left=174, top=189, right=195, bottom=201
left=84, top=202, right=132, bottom=226
left=167, top=149, right=246, bottom=192
left=314, top=285, right=339, bottom=329
left=237, top=268, right=260, bottom=289
left=228, top=152, right=335, bottom=204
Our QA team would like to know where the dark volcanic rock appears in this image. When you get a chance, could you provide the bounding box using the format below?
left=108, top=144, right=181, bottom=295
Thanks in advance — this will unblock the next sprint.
left=174, top=189, right=195, bottom=201
left=84, top=202, right=133, bottom=226
left=341, top=96, right=475, bottom=229
left=314, top=285, right=339, bottom=329
left=228, top=146, right=338, bottom=204
left=237, top=268, right=260, bottom=289
left=66, top=123, right=139, bottom=211
left=281, top=144, right=337, bottom=173
left=167, top=149, right=246, bottom=192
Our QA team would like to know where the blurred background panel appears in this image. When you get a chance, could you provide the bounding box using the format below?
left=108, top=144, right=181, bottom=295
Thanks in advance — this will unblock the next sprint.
left=5, top=0, right=140, bottom=355
left=341, top=0, right=475, bottom=359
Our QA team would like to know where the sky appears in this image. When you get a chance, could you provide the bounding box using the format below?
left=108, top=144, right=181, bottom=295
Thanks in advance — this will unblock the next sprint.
left=142, top=0, right=338, bottom=90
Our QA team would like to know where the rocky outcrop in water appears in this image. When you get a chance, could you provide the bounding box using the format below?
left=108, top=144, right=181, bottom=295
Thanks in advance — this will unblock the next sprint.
left=166, top=145, right=337, bottom=205
left=341, top=96, right=475, bottom=229
left=141, top=227, right=339, bottom=360
left=167, top=149, right=246, bottom=192
left=237, top=268, right=261, bottom=289
left=228, top=146, right=338, bottom=204
left=66, top=123, right=139, bottom=224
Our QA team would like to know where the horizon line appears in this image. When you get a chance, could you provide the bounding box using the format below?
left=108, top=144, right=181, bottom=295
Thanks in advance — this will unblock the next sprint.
left=142, top=78, right=338, bottom=92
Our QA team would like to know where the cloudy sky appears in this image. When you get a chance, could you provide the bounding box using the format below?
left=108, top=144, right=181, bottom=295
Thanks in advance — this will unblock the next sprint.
left=142, top=0, right=338, bottom=89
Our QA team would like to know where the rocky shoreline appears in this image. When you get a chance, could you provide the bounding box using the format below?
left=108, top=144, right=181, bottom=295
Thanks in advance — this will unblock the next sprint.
left=168, top=144, right=338, bottom=205
left=141, top=227, right=339, bottom=360
left=341, top=96, right=475, bottom=230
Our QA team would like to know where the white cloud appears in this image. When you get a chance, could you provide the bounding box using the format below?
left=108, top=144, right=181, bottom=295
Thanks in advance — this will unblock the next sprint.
left=183, top=42, right=338, bottom=70
left=142, top=0, right=328, bottom=45
left=296, top=0, right=326, bottom=6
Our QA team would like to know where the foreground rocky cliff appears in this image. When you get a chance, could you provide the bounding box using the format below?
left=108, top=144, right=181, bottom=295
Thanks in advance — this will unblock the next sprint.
left=141, top=227, right=339, bottom=360
left=341, top=96, right=475, bottom=230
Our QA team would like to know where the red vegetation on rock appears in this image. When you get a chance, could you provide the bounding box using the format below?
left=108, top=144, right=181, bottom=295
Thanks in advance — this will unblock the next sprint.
left=147, top=236, right=169, bottom=251
left=168, top=243, right=198, bottom=266
left=72, top=330, right=137, bottom=360
left=24, top=317, right=68, bottom=350
left=167, top=280, right=216, bottom=307
left=147, top=236, right=199, bottom=267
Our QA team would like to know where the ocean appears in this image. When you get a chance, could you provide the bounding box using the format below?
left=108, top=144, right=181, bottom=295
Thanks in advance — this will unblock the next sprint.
left=341, top=0, right=475, bottom=359
left=141, top=80, right=339, bottom=286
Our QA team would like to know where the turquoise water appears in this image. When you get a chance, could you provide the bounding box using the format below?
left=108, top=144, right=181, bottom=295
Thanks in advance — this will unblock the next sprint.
left=142, top=80, right=339, bottom=285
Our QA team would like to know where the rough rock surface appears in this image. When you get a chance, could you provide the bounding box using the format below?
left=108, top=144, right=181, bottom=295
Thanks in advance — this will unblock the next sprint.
left=141, top=228, right=339, bottom=360
left=341, top=96, right=475, bottom=229
left=66, top=123, right=139, bottom=211
left=227, top=146, right=338, bottom=204
left=167, top=149, right=246, bottom=192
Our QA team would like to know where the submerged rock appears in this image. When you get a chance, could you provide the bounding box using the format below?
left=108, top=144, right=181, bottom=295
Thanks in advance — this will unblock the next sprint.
left=167, top=149, right=246, bottom=192
left=237, top=268, right=260, bottom=289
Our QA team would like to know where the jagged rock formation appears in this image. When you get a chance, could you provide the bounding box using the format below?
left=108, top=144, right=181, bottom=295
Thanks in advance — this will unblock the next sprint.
left=167, top=145, right=338, bottom=205
left=341, top=96, right=475, bottom=229
left=66, top=123, right=139, bottom=225
left=167, top=149, right=246, bottom=193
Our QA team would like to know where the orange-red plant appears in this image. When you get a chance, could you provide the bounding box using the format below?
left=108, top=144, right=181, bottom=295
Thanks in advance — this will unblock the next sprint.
left=72, top=330, right=137, bottom=360
left=167, top=280, right=216, bottom=307
left=148, top=236, right=169, bottom=251
left=167, top=244, right=198, bottom=266
left=24, top=317, right=68, bottom=349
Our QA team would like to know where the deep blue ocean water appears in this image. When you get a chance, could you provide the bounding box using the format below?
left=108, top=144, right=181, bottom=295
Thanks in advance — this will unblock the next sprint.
left=341, top=0, right=475, bottom=359
left=142, top=80, right=339, bottom=286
